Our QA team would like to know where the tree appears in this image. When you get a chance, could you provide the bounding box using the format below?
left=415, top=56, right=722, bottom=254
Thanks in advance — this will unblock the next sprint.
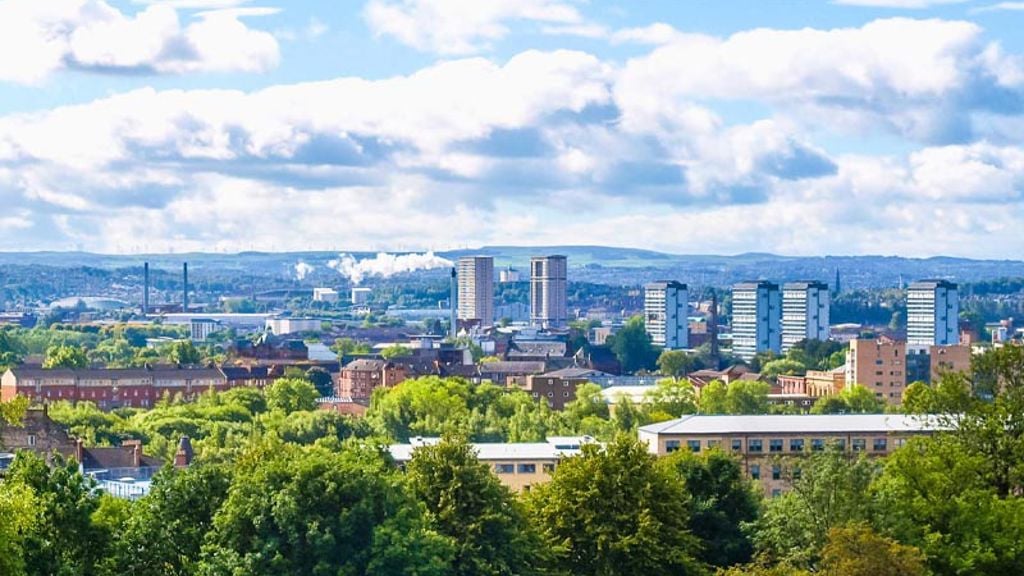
left=199, top=441, right=452, bottom=575
left=760, top=359, right=807, bottom=380
left=819, top=524, right=926, bottom=576
left=0, top=329, right=26, bottom=369
left=658, top=349, right=698, bottom=378
left=726, top=380, right=771, bottom=414
left=809, top=395, right=849, bottom=415
left=102, top=465, right=232, bottom=576
left=264, top=377, right=319, bottom=414
left=644, top=378, right=698, bottom=418
left=330, top=337, right=372, bottom=358
left=304, top=366, right=334, bottom=397
left=838, top=384, right=886, bottom=414
left=664, top=449, right=761, bottom=567
left=1, top=395, right=29, bottom=426
left=367, top=376, right=475, bottom=442
left=166, top=340, right=201, bottom=366
left=43, top=344, right=88, bottom=368
left=608, top=315, right=659, bottom=374
left=381, top=344, right=412, bottom=360
left=0, top=482, right=37, bottom=576
left=528, top=435, right=706, bottom=575
left=563, top=382, right=609, bottom=422
left=753, top=447, right=879, bottom=569
left=699, top=380, right=729, bottom=414
left=406, top=436, right=546, bottom=576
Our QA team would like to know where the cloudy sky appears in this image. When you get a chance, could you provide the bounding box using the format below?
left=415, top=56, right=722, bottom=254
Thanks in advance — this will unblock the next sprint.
left=1, top=0, right=1023, bottom=257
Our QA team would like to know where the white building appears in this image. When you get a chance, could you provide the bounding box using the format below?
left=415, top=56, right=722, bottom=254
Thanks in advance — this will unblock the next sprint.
left=189, top=318, right=220, bottom=342
left=644, top=281, right=688, bottom=349
left=265, top=317, right=322, bottom=335
left=351, top=287, right=372, bottom=305
left=530, top=256, right=568, bottom=329
left=731, top=281, right=781, bottom=361
left=499, top=267, right=522, bottom=283
left=781, top=281, right=830, bottom=353
left=313, top=288, right=339, bottom=303
left=457, top=256, right=495, bottom=327
left=907, top=280, right=959, bottom=349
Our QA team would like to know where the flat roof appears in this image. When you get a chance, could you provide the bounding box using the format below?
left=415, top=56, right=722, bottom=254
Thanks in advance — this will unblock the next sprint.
left=389, top=436, right=593, bottom=462
left=638, top=414, right=946, bottom=436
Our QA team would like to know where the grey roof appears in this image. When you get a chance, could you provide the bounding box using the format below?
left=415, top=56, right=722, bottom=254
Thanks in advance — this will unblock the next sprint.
left=343, top=358, right=387, bottom=371
left=540, top=367, right=608, bottom=379
left=733, top=281, right=779, bottom=290
left=645, top=281, right=687, bottom=290
left=389, top=436, right=594, bottom=462
left=639, top=414, right=946, bottom=436
left=782, top=281, right=828, bottom=290
left=479, top=361, right=547, bottom=374
left=908, top=279, right=958, bottom=290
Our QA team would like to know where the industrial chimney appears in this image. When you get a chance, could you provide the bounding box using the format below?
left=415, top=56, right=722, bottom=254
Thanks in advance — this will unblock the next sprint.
left=143, top=262, right=150, bottom=316
left=183, top=262, right=189, bottom=312
left=449, top=267, right=457, bottom=338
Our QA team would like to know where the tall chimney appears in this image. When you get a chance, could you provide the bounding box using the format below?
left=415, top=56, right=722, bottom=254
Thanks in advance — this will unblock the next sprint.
left=183, top=262, right=189, bottom=312
left=709, top=292, right=720, bottom=369
left=143, top=262, right=150, bottom=316
left=449, top=267, right=457, bottom=338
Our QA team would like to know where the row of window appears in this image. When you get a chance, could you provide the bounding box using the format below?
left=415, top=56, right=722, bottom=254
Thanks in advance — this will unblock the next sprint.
left=666, top=436, right=895, bottom=454
left=494, top=462, right=557, bottom=475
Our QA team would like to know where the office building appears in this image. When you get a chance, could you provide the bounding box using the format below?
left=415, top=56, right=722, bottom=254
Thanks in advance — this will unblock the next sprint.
left=457, top=256, right=495, bottom=327
left=499, top=267, right=522, bottom=283
left=781, top=281, right=830, bottom=353
left=313, top=288, right=339, bottom=303
left=530, top=256, right=568, bottom=329
left=351, top=287, right=371, bottom=306
left=731, top=281, right=781, bottom=361
left=907, top=280, right=959, bottom=349
left=845, top=338, right=906, bottom=405
left=644, top=281, right=689, bottom=349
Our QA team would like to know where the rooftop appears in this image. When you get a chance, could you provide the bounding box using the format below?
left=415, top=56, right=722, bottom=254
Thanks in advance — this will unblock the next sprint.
left=389, top=436, right=594, bottom=462
left=639, top=414, right=946, bottom=436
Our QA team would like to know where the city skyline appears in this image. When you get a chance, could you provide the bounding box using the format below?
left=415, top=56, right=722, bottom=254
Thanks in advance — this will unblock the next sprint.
left=1, top=1, right=1024, bottom=257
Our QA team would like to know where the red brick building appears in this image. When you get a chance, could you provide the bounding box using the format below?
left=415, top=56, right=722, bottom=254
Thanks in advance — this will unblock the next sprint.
left=336, top=359, right=408, bottom=402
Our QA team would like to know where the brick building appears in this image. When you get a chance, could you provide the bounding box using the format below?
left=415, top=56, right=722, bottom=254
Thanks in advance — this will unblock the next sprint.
left=336, top=359, right=408, bottom=402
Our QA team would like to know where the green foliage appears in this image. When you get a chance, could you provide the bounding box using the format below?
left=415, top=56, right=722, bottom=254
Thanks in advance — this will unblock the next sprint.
left=810, top=385, right=885, bottom=415
left=658, top=349, right=699, bottom=378
left=165, top=340, right=201, bottom=366
left=199, top=440, right=453, bottom=575
left=819, top=524, right=926, bottom=576
left=0, top=329, right=27, bottom=369
left=760, top=359, right=806, bottom=380
left=381, top=344, right=412, bottom=360
left=785, top=339, right=845, bottom=371
left=0, top=481, right=37, bottom=576
left=528, top=435, right=706, bottom=575
left=43, top=344, right=89, bottom=368
left=608, top=315, right=659, bottom=373
left=699, top=380, right=729, bottom=414
left=406, top=436, right=546, bottom=576
left=644, top=378, right=698, bottom=418
left=664, top=449, right=761, bottom=567
left=725, top=380, right=771, bottom=414
left=304, top=366, right=334, bottom=397
left=264, top=377, right=319, bottom=414
left=1, top=395, right=30, bottom=426
left=330, top=337, right=372, bottom=358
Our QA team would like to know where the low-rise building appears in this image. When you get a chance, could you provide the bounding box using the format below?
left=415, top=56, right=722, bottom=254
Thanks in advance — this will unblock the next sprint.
left=845, top=338, right=906, bottom=405
left=336, top=359, right=408, bottom=402
left=929, top=343, right=973, bottom=382
left=639, top=414, right=941, bottom=495
left=389, top=436, right=593, bottom=492
left=523, top=367, right=608, bottom=410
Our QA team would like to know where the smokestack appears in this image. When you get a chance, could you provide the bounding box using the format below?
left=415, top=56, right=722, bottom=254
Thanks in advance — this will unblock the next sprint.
left=183, top=262, right=189, bottom=312
left=143, top=262, right=150, bottom=316
left=449, top=267, right=457, bottom=338
left=709, top=292, right=720, bottom=369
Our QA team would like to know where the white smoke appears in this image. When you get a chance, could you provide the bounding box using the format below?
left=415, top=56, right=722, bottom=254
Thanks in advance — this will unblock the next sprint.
left=328, top=252, right=454, bottom=285
left=294, top=261, right=315, bottom=281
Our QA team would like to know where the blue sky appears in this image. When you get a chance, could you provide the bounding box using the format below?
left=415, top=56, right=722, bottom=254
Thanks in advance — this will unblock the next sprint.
left=1, top=0, right=1023, bottom=257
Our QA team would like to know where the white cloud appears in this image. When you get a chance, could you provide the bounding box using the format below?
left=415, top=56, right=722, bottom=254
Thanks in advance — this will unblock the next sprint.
left=363, top=0, right=585, bottom=54
left=0, top=0, right=279, bottom=84
left=834, top=0, right=969, bottom=7
left=611, top=23, right=682, bottom=45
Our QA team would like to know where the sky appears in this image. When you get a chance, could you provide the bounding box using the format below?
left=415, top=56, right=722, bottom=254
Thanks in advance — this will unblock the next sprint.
left=1, top=0, right=1023, bottom=258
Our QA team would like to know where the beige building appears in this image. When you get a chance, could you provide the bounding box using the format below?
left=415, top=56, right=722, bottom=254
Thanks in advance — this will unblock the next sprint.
left=457, top=256, right=495, bottom=328
left=929, top=343, right=972, bottom=382
left=845, top=338, right=906, bottom=405
left=805, top=367, right=846, bottom=397
left=530, top=255, right=568, bottom=329
left=639, top=414, right=940, bottom=496
left=390, top=436, right=592, bottom=492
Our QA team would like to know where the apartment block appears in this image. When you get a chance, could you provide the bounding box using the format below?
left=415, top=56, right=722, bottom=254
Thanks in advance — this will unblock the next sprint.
left=844, top=338, right=906, bottom=404
left=530, top=256, right=568, bottom=329
left=644, top=281, right=689, bottom=349
left=781, top=281, right=830, bottom=353
left=457, top=256, right=495, bottom=328
left=907, top=280, right=959, bottom=349
left=731, top=281, right=781, bottom=361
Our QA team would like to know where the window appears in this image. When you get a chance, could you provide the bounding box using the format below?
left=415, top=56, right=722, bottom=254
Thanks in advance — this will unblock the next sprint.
left=852, top=438, right=866, bottom=452
left=769, top=439, right=783, bottom=453
left=748, top=439, right=763, bottom=453
left=518, top=463, right=536, bottom=474
left=771, top=489, right=782, bottom=498
left=542, top=463, right=555, bottom=474
left=894, top=438, right=907, bottom=448
left=793, top=467, right=802, bottom=480
left=750, top=464, right=760, bottom=480
left=547, top=392, right=553, bottom=397
left=687, top=440, right=701, bottom=453
left=666, top=440, right=681, bottom=453
left=708, top=440, right=721, bottom=449
left=772, top=465, right=782, bottom=480
left=27, top=434, right=37, bottom=447
left=731, top=439, right=742, bottom=452
left=811, top=438, right=825, bottom=451
left=495, top=464, right=514, bottom=474
left=835, top=439, right=846, bottom=451
left=790, top=439, right=805, bottom=452
left=563, top=392, right=569, bottom=397
left=873, top=438, right=888, bottom=452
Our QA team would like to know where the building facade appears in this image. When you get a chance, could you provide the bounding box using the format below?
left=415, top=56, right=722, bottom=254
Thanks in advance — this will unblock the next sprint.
left=781, top=281, right=830, bottom=353
left=907, top=280, right=959, bottom=348
left=335, top=358, right=408, bottom=402
left=639, top=414, right=940, bottom=495
left=457, top=256, right=495, bottom=328
left=644, top=281, right=688, bottom=349
left=844, top=338, right=906, bottom=405
left=522, top=367, right=606, bottom=410
left=530, top=256, right=568, bottom=329
left=731, top=281, right=781, bottom=361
